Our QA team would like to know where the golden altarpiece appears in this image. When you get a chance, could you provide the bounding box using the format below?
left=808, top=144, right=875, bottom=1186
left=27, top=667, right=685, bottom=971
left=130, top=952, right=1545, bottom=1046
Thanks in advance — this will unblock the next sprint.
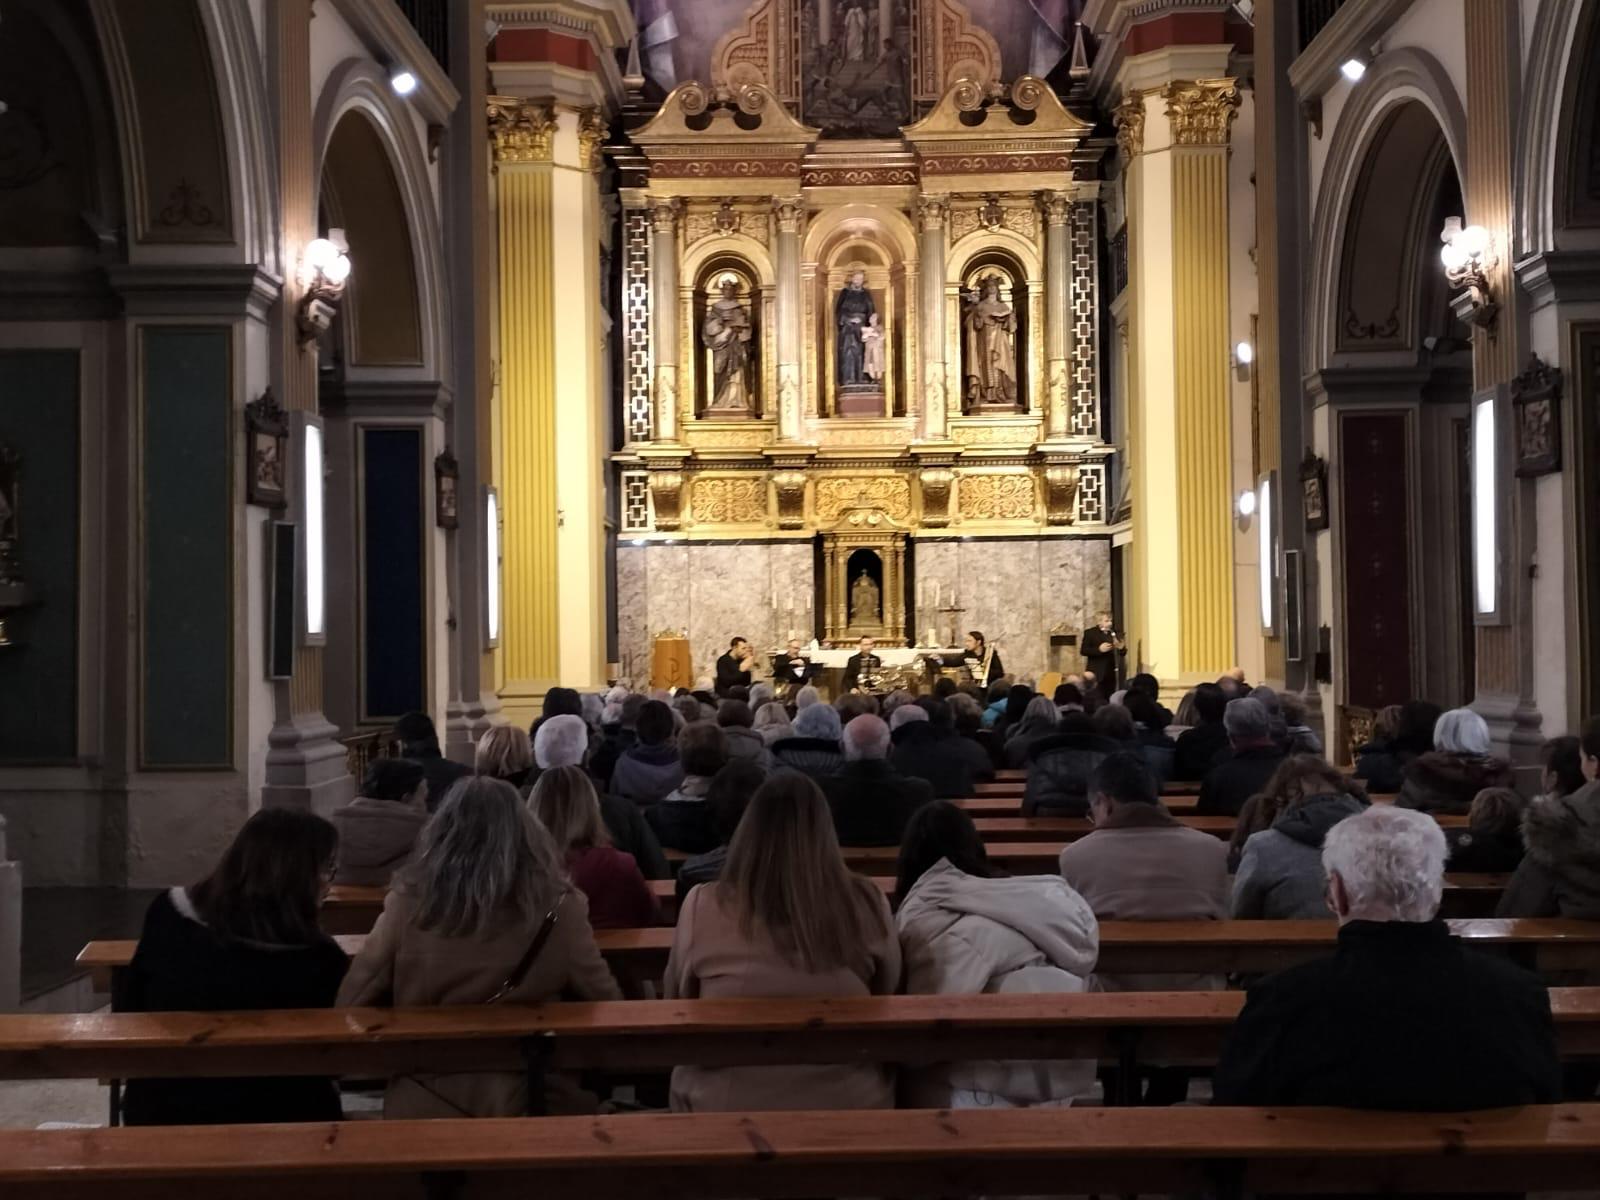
left=609, top=0, right=1116, bottom=681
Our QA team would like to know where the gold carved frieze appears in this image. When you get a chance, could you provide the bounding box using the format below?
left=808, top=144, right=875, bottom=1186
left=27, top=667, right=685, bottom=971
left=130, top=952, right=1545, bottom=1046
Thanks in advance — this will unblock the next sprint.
left=1114, top=92, right=1145, bottom=159
left=1164, top=78, right=1241, bottom=147
left=683, top=200, right=770, bottom=249
left=684, top=426, right=773, bottom=450
left=803, top=165, right=919, bottom=187
left=922, top=153, right=1073, bottom=177
left=691, top=475, right=769, bottom=525
left=951, top=419, right=1041, bottom=447
left=815, top=476, right=912, bottom=524
left=649, top=470, right=686, bottom=531
left=487, top=96, right=556, bottom=164
left=958, top=472, right=1038, bottom=521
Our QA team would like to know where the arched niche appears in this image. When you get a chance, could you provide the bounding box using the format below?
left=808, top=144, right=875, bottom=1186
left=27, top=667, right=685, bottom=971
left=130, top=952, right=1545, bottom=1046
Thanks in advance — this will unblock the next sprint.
left=804, top=207, right=917, bottom=419
left=691, top=255, right=763, bottom=419
left=680, top=232, right=775, bottom=422
left=953, top=245, right=1031, bottom=413
left=1518, top=0, right=1599, bottom=254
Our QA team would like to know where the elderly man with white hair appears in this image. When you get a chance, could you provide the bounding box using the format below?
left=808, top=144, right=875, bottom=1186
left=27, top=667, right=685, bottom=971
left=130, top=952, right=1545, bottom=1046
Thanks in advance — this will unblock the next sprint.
left=821, top=713, right=935, bottom=846
left=1398, top=705, right=1515, bottom=814
left=1214, top=805, right=1560, bottom=1109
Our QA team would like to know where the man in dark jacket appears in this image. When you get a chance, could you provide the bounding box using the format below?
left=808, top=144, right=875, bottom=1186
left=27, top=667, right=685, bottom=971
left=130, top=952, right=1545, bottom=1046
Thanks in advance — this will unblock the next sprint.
left=823, top=714, right=934, bottom=845
left=714, top=637, right=755, bottom=697
left=889, top=695, right=991, bottom=796
left=609, top=699, right=685, bottom=806
left=1020, top=714, right=1122, bottom=817
left=1216, top=805, right=1561, bottom=1108
left=1197, top=698, right=1286, bottom=817
left=1498, top=717, right=1600, bottom=919
left=1174, top=682, right=1230, bottom=780
left=392, top=711, right=471, bottom=813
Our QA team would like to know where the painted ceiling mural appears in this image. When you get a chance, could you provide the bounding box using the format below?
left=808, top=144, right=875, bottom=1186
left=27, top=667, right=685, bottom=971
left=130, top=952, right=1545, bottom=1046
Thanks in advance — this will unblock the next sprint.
left=631, top=0, right=1088, bottom=137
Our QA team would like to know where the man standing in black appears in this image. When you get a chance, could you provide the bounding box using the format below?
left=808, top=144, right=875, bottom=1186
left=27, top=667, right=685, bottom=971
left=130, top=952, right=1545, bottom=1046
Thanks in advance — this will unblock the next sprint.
left=715, top=637, right=755, bottom=698
left=841, top=635, right=881, bottom=694
left=1080, top=610, right=1124, bottom=692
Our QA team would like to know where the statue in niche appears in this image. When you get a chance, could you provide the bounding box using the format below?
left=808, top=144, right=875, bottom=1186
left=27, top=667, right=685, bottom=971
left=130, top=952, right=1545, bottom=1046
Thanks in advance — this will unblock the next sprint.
left=835, top=269, right=876, bottom=389
left=962, top=273, right=1019, bottom=407
left=850, top=569, right=881, bottom=624
left=701, top=277, right=753, bottom=412
left=842, top=0, right=868, bottom=62
left=861, top=313, right=885, bottom=383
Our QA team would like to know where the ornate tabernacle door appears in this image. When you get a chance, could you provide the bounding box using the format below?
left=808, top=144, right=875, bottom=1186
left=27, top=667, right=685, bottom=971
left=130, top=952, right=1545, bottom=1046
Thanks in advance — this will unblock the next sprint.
left=822, top=495, right=907, bottom=644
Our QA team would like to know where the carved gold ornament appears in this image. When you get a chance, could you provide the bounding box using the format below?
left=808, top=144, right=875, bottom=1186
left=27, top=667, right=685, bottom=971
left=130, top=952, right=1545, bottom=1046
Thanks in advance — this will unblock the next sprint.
left=1164, top=78, right=1241, bottom=147
left=1113, top=91, right=1145, bottom=159
left=920, top=468, right=954, bottom=528
left=577, top=107, right=609, bottom=171
left=487, top=96, right=557, bottom=164
left=1043, top=463, right=1080, bottom=525
left=691, top=476, right=768, bottom=524
left=959, top=473, right=1037, bottom=521
left=815, top=476, right=912, bottom=523
left=649, top=470, right=685, bottom=531
left=772, top=471, right=807, bottom=529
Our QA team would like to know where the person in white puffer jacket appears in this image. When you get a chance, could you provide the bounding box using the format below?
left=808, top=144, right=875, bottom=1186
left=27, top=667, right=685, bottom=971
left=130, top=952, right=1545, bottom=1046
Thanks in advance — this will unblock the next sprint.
left=893, top=800, right=1101, bottom=1109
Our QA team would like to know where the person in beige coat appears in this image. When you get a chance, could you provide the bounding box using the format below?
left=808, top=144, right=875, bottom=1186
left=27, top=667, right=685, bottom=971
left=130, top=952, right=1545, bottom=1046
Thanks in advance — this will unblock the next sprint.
left=338, top=777, right=621, bottom=1118
left=665, top=772, right=901, bottom=1112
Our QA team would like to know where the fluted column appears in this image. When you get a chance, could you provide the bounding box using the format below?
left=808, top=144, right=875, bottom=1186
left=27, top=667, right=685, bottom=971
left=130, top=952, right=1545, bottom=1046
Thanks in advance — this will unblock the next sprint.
left=1040, top=190, right=1072, bottom=441
left=773, top=196, right=804, bottom=440
left=917, top=196, right=950, bottom=440
left=650, top=200, right=683, bottom=443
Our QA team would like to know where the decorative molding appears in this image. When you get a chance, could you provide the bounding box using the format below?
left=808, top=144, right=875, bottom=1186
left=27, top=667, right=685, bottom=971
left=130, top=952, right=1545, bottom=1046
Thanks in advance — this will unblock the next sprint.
left=691, top=475, right=768, bottom=524
left=1163, top=78, right=1241, bottom=147
left=772, top=470, right=807, bottom=528
left=815, top=476, right=912, bottom=524
left=487, top=95, right=557, bottom=164
left=620, top=469, right=651, bottom=533
left=649, top=197, right=683, bottom=232
left=1043, top=462, right=1081, bottom=525
left=622, top=211, right=653, bottom=442
left=919, top=468, right=955, bottom=527
left=904, top=76, right=1091, bottom=142
left=802, top=165, right=919, bottom=187
left=576, top=106, right=609, bottom=170
left=648, top=470, right=686, bottom=531
left=922, top=152, right=1074, bottom=176
left=915, top=0, right=1003, bottom=101
left=1114, top=91, right=1145, bottom=159
left=958, top=472, right=1037, bottom=521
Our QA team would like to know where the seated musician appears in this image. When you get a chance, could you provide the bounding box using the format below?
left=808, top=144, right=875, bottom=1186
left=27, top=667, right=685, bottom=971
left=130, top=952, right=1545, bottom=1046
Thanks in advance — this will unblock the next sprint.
left=772, top=638, right=814, bottom=700
left=841, top=635, right=882, bottom=694
left=962, top=630, right=1004, bottom=689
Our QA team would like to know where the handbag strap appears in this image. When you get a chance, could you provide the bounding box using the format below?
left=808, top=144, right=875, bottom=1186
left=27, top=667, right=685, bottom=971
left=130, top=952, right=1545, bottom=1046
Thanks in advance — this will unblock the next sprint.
left=487, top=893, right=565, bottom=1004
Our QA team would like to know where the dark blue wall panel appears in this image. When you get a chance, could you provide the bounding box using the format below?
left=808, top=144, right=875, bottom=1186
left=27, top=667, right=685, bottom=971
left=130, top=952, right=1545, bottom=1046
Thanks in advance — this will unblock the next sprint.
left=362, top=427, right=424, bottom=721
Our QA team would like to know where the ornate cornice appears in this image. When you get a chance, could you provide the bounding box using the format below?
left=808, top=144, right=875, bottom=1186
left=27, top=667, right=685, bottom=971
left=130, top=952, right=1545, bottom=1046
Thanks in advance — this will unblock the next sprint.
left=487, top=96, right=558, bottom=164
left=1163, top=78, right=1240, bottom=146
left=1113, top=91, right=1145, bottom=158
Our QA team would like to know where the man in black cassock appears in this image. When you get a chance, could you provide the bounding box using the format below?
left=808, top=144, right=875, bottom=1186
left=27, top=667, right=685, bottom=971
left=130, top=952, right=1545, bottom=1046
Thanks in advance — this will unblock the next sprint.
left=1081, top=611, right=1125, bottom=692
left=715, top=636, right=755, bottom=697
left=840, top=634, right=882, bottom=693
left=835, top=271, right=875, bottom=386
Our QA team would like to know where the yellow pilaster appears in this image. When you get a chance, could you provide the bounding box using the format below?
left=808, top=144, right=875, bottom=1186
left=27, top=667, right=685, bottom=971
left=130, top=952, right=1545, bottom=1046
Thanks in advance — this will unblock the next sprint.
left=1121, top=77, right=1240, bottom=683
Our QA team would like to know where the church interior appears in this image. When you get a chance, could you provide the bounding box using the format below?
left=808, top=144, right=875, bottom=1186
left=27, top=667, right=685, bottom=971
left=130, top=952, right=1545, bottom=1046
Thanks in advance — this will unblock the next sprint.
left=2, top=0, right=1600, bottom=1185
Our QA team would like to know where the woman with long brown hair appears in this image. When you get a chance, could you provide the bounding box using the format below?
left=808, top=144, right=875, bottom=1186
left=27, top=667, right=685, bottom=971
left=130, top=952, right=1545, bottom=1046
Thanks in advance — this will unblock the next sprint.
left=1230, top=755, right=1369, bottom=918
left=530, top=764, right=658, bottom=929
left=664, top=772, right=901, bottom=1111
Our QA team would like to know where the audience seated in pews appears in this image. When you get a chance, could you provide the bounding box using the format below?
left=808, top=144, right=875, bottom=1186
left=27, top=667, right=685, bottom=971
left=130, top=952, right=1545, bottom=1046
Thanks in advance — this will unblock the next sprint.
left=330, top=758, right=430, bottom=887
left=1125, top=691, right=1176, bottom=787
left=717, top=700, right=769, bottom=769
left=793, top=684, right=822, bottom=710
left=673, top=694, right=707, bottom=727
left=1499, top=717, right=1600, bottom=920
left=1280, top=693, right=1323, bottom=756
left=1090, top=702, right=1139, bottom=751
left=1053, top=681, right=1086, bottom=714
left=1215, top=805, right=1561, bottom=1108
left=992, top=684, right=1034, bottom=741
left=1445, top=787, right=1529, bottom=875
left=770, top=701, right=845, bottom=778
left=823, top=714, right=936, bottom=846
left=393, top=710, right=471, bottom=814
left=676, top=759, right=765, bottom=901
left=610, top=699, right=685, bottom=807
left=1225, top=756, right=1369, bottom=874
left=529, top=686, right=583, bottom=745
left=890, top=695, right=990, bottom=795
left=1021, top=711, right=1121, bottom=817
left=1168, top=686, right=1199, bottom=736
left=1002, top=696, right=1060, bottom=768
left=894, top=801, right=1098, bottom=1109
left=650, top=723, right=728, bottom=854
left=339, top=776, right=621, bottom=1117
left=534, top=713, right=669, bottom=880
left=1398, top=707, right=1515, bottom=815
left=1354, top=700, right=1439, bottom=793
left=1197, top=698, right=1287, bottom=817
left=752, top=700, right=793, bottom=746
left=118, top=809, right=349, bottom=1126
left=664, top=773, right=901, bottom=1112
left=588, top=693, right=644, bottom=790
left=476, top=724, right=535, bottom=793
left=948, top=692, right=997, bottom=776
left=1173, top=682, right=1230, bottom=781
left=1230, top=759, right=1366, bottom=919
left=531, top=766, right=659, bottom=929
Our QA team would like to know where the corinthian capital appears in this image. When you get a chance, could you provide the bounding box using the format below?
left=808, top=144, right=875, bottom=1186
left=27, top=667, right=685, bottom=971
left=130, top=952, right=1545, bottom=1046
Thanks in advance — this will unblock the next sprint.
left=650, top=197, right=684, bottom=234
left=1113, top=91, right=1145, bottom=159
left=1164, top=77, right=1242, bottom=147
left=1037, top=190, right=1072, bottom=226
left=771, top=196, right=805, bottom=235
left=916, top=196, right=949, bottom=231
left=487, top=96, right=557, bottom=164
left=576, top=106, right=609, bottom=171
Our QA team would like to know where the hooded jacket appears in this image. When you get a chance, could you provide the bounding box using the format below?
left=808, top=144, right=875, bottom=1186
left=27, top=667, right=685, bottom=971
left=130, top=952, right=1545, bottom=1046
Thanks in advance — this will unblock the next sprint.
left=1230, top=793, right=1366, bottom=919
left=329, top=797, right=429, bottom=887
left=896, top=860, right=1099, bottom=1107
left=1397, top=751, right=1515, bottom=815
left=769, top=736, right=846, bottom=779
left=1020, top=732, right=1123, bottom=817
left=720, top=724, right=770, bottom=769
left=609, top=741, right=685, bottom=807
left=1496, top=781, right=1600, bottom=920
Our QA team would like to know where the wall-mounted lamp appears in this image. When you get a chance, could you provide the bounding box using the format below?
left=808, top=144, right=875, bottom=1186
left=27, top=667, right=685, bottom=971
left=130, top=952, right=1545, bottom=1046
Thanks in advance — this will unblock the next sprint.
left=390, top=68, right=418, bottom=96
left=1235, top=487, right=1257, bottom=530
left=1232, top=339, right=1254, bottom=382
left=1257, top=472, right=1278, bottom=634
left=484, top=485, right=501, bottom=648
left=1340, top=56, right=1368, bottom=82
left=1439, top=216, right=1498, bottom=330
left=296, top=229, right=352, bottom=346
left=301, top=418, right=326, bottom=642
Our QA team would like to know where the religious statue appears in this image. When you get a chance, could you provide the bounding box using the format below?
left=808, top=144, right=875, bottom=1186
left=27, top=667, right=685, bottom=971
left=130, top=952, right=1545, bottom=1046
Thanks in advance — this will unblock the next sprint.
left=861, top=313, right=885, bottom=383
left=961, top=273, right=1019, bottom=407
left=835, top=269, right=876, bottom=388
left=850, top=569, right=881, bottom=624
left=842, top=0, right=868, bottom=62
left=702, top=278, right=753, bottom=412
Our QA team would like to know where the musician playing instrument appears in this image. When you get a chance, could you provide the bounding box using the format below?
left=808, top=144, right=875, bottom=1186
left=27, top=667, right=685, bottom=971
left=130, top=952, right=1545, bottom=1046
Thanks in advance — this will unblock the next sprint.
left=840, top=634, right=883, bottom=694
left=715, top=636, right=756, bottom=697
left=963, top=630, right=1003, bottom=688
left=772, top=638, right=814, bottom=700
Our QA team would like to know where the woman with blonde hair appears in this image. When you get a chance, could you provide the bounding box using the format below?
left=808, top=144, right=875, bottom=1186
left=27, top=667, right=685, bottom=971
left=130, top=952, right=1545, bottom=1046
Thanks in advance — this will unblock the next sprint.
left=475, top=724, right=534, bottom=792
left=339, top=776, right=620, bottom=1117
left=665, top=772, right=901, bottom=1112
left=530, top=765, right=658, bottom=929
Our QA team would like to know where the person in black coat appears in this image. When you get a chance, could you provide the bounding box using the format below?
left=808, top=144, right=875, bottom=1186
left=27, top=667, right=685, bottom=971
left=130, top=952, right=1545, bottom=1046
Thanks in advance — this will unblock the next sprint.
left=823, top=713, right=935, bottom=845
left=117, top=810, right=350, bottom=1125
left=393, top=710, right=471, bottom=814
left=1353, top=700, right=1440, bottom=794
left=1173, top=682, right=1230, bottom=781
left=889, top=702, right=974, bottom=798
left=962, top=630, right=1004, bottom=689
left=1215, top=805, right=1560, bottom=1109
left=840, top=635, right=883, bottom=694
left=715, top=637, right=756, bottom=697
left=1021, top=713, right=1123, bottom=817
left=1080, top=611, right=1125, bottom=692
left=1197, top=698, right=1287, bottom=817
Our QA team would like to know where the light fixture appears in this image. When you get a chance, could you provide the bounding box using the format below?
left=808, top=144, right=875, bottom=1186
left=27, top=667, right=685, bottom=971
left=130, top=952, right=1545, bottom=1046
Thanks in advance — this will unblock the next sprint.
left=296, top=229, right=352, bottom=346
left=1439, top=216, right=1499, bottom=330
left=1235, top=488, right=1257, bottom=520
left=1340, top=57, right=1368, bottom=82
left=1258, top=474, right=1276, bottom=633
left=390, top=69, right=417, bottom=96
left=1232, top=339, right=1254, bottom=382
left=1471, top=393, right=1498, bottom=617
left=302, top=421, right=326, bottom=639
left=485, top=486, right=501, bottom=646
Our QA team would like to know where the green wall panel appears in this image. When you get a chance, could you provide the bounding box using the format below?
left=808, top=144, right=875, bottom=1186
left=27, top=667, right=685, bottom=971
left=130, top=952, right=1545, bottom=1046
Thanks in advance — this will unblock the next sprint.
left=0, top=351, right=80, bottom=763
left=142, top=328, right=231, bottom=768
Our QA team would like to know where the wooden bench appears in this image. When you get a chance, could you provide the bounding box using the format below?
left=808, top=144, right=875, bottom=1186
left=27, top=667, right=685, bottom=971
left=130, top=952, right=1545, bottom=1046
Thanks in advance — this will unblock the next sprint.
left=79, top=918, right=1600, bottom=994
left=5, top=1105, right=1600, bottom=1197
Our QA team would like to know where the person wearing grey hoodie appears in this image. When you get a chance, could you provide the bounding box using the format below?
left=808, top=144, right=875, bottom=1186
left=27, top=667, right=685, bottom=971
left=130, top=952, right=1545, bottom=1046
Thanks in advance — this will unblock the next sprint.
left=1231, top=790, right=1367, bottom=919
left=894, top=802, right=1100, bottom=1109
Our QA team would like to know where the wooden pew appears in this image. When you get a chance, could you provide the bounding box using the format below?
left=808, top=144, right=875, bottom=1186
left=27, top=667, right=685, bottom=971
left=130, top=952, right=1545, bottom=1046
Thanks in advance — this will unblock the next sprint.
left=955, top=792, right=1399, bottom=818
left=6, top=1105, right=1600, bottom=1198
left=78, top=918, right=1600, bottom=994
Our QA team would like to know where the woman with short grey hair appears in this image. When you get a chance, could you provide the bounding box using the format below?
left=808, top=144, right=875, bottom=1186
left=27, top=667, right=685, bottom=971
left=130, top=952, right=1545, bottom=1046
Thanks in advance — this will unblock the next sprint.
left=1397, top=706, right=1513, bottom=814
left=338, top=776, right=620, bottom=1117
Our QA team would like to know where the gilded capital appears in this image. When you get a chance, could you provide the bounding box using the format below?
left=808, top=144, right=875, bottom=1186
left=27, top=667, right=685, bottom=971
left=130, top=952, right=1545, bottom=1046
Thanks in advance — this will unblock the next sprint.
left=1037, top=190, right=1072, bottom=226
left=576, top=106, right=609, bottom=171
left=916, top=196, right=949, bottom=232
left=1113, top=91, right=1145, bottom=159
left=487, top=96, right=557, bottom=164
left=1164, top=78, right=1241, bottom=146
left=771, top=196, right=805, bottom=236
left=650, top=197, right=684, bottom=234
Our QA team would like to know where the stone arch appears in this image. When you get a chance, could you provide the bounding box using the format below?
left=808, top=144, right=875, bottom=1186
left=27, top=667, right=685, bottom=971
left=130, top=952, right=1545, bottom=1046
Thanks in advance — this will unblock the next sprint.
left=801, top=203, right=919, bottom=265
left=946, top=226, right=1041, bottom=282
left=312, top=60, right=447, bottom=377
left=195, top=0, right=279, bottom=268
left=1305, top=47, right=1467, bottom=372
left=1517, top=0, right=1598, bottom=255
left=680, top=231, right=775, bottom=287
